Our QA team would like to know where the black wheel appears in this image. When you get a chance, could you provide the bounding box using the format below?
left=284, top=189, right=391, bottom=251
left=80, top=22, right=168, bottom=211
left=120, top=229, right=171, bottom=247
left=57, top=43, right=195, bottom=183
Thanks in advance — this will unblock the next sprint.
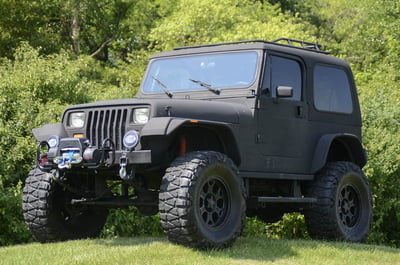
left=159, top=151, right=246, bottom=249
left=22, top=168, right=108, bottom=242
left=304, top=161, right=372, bottom=242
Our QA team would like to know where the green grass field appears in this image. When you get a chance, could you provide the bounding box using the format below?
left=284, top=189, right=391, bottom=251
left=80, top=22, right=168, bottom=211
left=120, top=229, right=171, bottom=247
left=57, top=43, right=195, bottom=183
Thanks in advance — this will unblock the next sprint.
left=1, top=236, right=399, bottom=265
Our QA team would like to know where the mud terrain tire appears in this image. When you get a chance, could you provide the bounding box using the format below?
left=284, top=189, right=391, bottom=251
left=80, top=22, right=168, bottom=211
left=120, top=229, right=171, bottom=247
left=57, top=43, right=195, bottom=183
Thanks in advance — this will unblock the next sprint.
left=159, top=151, right=246, bottom=249
left=22, top=168, right=108, bottom=242
left=304, top=161, right=372, bottom=242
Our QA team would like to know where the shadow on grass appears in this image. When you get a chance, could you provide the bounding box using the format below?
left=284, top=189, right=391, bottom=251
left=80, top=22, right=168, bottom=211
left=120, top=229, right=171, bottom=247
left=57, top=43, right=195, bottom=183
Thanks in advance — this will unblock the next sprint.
left=94, top=235, right=400, bottom=263
left=206, top=237, right=300, bottom=262
left=205, top=237, right=400, bottom=263
left=94, top=236, right=168, bottom=247
left=316, top=239, right=400, bottom=254
left=94, top=236, right=300, bottom=263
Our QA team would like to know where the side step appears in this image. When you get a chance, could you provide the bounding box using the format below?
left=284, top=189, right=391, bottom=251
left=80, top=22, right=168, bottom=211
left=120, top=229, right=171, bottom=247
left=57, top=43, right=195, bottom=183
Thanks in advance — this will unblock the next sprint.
left=255, top=196, right=317, bottom=204
left=70, top=197, right=158, bottom=207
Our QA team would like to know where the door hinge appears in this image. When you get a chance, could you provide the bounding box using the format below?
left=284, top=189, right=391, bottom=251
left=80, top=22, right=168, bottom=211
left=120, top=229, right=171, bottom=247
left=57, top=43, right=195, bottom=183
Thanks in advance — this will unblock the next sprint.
left=296, top=106, right=305, bottom=118
left=256, top=133, right=261, bottom=143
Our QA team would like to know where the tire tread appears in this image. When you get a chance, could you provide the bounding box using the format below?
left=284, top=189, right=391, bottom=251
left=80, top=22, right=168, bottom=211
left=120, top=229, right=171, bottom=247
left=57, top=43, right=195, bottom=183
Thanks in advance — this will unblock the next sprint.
left=159, top=151, right=246, bottom=249
left=304, top=161, right=372, bottom=242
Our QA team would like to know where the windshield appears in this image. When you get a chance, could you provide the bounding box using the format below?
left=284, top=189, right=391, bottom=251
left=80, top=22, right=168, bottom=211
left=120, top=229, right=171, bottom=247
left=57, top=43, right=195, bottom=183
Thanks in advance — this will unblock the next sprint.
left=142, top=51, right=258, bottom=94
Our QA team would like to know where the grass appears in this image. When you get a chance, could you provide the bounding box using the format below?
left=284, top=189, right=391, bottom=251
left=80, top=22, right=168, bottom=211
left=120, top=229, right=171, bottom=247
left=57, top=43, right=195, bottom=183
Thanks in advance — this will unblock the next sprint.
left=1, top=236, right=399, bottom=265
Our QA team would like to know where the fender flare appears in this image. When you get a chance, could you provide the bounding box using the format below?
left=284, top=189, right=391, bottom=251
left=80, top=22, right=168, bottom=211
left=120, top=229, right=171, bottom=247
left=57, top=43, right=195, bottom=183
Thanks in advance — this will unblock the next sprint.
left=141, top=117, right=234, bottom=136
left=140, top=117, right=241, bottom=165
left=311, top=133, right=367, bottom=173
left=140, top=117, right=186, bottom=136
left=32, top=123, right=68, bottom=142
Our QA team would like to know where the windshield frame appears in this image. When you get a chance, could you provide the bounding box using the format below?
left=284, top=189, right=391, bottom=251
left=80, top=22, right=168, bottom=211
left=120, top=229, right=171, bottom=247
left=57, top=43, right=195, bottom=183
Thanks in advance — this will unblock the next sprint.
left=140, top=50, right=260, bottom=97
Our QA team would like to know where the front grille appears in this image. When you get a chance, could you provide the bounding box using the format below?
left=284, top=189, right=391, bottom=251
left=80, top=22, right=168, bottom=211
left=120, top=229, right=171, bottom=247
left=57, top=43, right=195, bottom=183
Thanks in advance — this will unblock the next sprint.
left=86, top=108, right=128, bottom=150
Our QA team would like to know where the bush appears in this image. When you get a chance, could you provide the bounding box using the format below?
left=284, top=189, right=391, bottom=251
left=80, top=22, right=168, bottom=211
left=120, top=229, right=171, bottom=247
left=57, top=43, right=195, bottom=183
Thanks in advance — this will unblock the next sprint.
left=0, top=44, right=133, bottom=246
left=357, top=69, right=400, bottom=247
left=0, top=184, right=32, bottom=245
left=101, top=209, right=163, bottom=238
left=244, top=214, right=309, bottom=240
left=265, top=213, right=309, bottom=240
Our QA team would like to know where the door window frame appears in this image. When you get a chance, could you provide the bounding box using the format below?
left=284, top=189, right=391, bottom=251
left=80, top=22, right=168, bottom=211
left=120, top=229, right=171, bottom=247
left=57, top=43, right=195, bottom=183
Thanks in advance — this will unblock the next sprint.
left=260, top=52, right=305, bottom=102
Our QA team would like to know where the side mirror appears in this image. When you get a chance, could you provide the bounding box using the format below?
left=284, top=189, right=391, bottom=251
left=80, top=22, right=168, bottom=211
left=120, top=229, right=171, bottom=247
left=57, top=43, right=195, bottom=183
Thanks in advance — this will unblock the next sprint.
left=276, top=86, right=293, bottom=98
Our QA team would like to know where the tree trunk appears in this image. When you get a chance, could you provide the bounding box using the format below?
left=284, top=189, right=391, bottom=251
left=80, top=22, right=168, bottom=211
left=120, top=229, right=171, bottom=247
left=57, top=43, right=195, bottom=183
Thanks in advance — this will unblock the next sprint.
left=70, top=0, right=80, bottom=55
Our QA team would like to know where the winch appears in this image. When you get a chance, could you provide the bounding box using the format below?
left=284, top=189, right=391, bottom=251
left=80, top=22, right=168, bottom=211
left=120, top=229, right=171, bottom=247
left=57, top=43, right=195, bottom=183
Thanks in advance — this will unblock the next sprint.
left=37, top=137, right=104, bottom=170
left=53, top=147, right=83, bottom=169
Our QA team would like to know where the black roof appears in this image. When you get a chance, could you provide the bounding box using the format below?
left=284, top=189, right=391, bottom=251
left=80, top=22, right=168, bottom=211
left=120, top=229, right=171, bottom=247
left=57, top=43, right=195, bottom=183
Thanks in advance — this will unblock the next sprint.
left=174, top=38, right=328, bottom=54
left=150, top=38, right=348, bottom=69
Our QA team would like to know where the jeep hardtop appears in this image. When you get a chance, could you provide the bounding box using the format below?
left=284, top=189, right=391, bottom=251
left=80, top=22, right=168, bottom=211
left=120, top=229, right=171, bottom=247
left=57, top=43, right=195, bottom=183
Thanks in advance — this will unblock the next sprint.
left=23, top=38, right=372, bottom=249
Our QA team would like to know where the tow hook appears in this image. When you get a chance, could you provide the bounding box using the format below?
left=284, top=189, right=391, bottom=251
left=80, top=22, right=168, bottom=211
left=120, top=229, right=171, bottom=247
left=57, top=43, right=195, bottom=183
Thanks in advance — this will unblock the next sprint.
left=119, top=156, right=127, bottom=179
left=119, top=154, right=133, bottom=180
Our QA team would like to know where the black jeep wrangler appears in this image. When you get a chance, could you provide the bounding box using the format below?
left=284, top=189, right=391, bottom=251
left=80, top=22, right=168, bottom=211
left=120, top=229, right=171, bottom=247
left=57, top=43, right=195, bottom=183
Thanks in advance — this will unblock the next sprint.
left=23, top=38, right=372, bottom=249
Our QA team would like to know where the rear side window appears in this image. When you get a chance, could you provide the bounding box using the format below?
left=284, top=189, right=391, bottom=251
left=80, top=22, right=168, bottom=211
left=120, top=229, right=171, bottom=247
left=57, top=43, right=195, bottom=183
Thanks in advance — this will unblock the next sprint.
left=313, top=65, right=353, bottom=114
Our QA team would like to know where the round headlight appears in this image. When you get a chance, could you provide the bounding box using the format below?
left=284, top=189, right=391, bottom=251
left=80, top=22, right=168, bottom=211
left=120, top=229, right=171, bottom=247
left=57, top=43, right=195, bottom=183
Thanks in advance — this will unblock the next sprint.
left=123, top=130, right=140, bottom=150
left=133, top=108, right=149, bottom=124
left=69, top=112, right=86, bottom=128
left=47, top=135, right=59, bottom=148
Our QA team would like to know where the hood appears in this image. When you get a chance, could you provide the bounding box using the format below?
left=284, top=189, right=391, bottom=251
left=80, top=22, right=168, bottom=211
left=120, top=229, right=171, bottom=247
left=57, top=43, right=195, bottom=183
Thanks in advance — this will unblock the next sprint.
left=62, top=98, right=252, bottom=124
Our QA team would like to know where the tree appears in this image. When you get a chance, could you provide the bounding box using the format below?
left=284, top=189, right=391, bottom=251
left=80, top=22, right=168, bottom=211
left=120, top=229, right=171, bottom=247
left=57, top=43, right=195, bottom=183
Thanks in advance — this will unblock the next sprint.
left=0, top=0, right=64, bottom=57
left=0, top=0, right=159, bottom=61
left=148, top=0, right=316, bottom=51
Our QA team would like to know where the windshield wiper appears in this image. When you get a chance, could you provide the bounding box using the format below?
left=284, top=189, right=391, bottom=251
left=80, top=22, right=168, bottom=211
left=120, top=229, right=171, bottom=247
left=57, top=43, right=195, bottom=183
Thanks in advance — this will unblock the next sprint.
left=189, top=78, right=220, bottom=94
left=152, top=76, right=173, bottom=98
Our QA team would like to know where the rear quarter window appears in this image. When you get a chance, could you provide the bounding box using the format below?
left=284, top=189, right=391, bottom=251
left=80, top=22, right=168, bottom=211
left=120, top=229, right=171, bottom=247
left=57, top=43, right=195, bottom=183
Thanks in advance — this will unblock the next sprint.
left=313, top=65, right=353, bottom=114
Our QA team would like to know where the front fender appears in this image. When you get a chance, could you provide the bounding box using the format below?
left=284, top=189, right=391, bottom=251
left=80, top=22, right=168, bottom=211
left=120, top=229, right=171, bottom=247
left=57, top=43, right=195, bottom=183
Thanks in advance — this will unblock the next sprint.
left=140, top=117, right=240, bottom=165
left=141, top=117, right=234, bottom=137
left=140, top=117, right=188, bottom=136
left=32, top=123, right=68, bottom=142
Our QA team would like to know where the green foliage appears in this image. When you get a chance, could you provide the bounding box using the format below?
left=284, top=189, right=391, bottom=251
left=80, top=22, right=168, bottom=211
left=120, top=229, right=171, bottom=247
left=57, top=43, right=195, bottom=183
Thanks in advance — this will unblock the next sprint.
left=0, top=0, right=64, bottom=57
left=85, top=50, right=150, bottom=101
left=309, top=0, right=400, bottom=246
left=148, top=0, right=316, bottom=51
left=0, top=0, right=159, bottom=60
left=244, top=217, right=268, bottom=237
left=358, top=68, right=400, bottom=246
left=0, top=44, right=127, bottom=245
left=0, top=44, right=92, bottom=186
left=245, top=214, right=309, bottom=240
left=0, top=183, right=32, bottom=246
left=265, top=213, right=309, bottom=239
left=101, top=208, right=163, bottom=238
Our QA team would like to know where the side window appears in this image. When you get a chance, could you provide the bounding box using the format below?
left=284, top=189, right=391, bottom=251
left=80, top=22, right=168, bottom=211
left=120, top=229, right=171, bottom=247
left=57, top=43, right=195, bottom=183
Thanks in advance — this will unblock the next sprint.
left=270, top=56, right=302, bottom=101
left=313, top=65, right=353, bottom=114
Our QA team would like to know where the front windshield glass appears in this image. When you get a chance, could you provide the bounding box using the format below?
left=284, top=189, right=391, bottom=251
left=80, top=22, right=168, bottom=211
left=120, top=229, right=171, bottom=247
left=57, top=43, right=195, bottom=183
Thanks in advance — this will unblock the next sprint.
left=142, top=51, right=258, bottom=94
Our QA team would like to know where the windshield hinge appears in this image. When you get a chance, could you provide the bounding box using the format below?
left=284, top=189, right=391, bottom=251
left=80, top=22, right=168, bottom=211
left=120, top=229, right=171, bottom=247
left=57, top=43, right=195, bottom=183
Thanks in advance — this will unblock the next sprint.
left=247, top=89, right=256, bottom=98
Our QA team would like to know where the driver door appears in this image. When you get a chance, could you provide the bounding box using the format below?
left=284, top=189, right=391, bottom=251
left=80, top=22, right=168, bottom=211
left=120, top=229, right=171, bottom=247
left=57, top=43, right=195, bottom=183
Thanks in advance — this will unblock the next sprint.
left=256, top=53, right=309, bottom=173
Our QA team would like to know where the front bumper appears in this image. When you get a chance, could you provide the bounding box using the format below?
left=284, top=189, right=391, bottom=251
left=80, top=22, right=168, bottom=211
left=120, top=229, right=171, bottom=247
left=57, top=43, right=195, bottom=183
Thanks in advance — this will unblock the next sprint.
left=114, top=150, right=151, bottom=165
left=37, top=137, right=151, bottom=171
